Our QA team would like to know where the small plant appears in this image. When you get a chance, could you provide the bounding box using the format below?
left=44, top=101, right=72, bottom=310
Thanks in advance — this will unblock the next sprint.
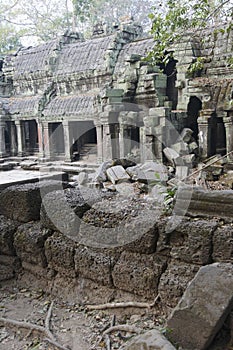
left=186, top=57, right=205, bottom=77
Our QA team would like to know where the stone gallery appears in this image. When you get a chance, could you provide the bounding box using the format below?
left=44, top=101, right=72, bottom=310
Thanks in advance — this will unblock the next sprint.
left=0, top=19, right=232, bottom=163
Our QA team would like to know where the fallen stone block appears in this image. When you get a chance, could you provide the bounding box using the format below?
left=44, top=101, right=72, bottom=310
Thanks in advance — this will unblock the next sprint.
left=80, top=196, right=159, bottom=253
left=93, top=161, right=112, bottom=183
left=174, top=185, right=233, bottom=219
left=106, top=165, right=130, bottom=184
left=175, top=165, right=189, bottom=180
left=163, top=147, right=180, bottom=166
left=119, top=329, right=176, bottom=350
left=40, top=187, right=111, bottom=237
left=179, top=128, right=193, bottom=143
left=0, top=180, right=70, bottom=223
left=167, top=263, right=233, bottom=350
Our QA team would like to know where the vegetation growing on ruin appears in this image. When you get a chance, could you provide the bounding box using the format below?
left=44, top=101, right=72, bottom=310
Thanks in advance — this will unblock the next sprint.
left=148, top=0, right=233, bottom=67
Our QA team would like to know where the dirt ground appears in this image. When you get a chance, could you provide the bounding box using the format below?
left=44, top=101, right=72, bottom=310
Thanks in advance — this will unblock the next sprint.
left=0, top=280, right=165, bottom=350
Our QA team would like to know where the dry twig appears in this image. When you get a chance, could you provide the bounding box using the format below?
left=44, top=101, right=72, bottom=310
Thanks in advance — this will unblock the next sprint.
left=0, top=301, right=69, bottom=350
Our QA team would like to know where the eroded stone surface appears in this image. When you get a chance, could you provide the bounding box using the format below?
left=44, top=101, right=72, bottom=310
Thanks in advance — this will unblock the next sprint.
left=14, top=222, right=52, bottom=267
left=167, top=263, right=233, bottom=350
left=74, top=245, right=121, bottom=286
left=119, top=329, right=176, bottom=350
left=0, top=215, right=19, bottom=256
left=158, top=260, right=199, bottom=307
left=44, top=232, right=76, bottom=278
left=112, top=251, right=166, bottom=297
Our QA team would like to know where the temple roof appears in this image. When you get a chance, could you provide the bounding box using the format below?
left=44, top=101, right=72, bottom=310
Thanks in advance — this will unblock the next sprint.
left=43, top=95, right=95, bottom=117
left=114, top=37, right=154, bottom=73
left=13, top=41, right=58, bottom=78
left=55, top=35, right=116, bottom=76
left=4, top=96, right=42, bottom=116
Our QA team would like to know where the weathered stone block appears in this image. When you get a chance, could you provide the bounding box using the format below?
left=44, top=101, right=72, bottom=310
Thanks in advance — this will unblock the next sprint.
left=0, top=181, right=69, bottom=223
left=44, top=232, right=76, bottom=277
left=14, top=222, right=52, bottom=267
left=163, top=147, right=179, bottom=165
left=169, top=219, right=217, bottom=265
left=0, top=264, right=15, bottom=281
left=158, top=260, right=199, bottom=307
left=74, top=245, right=121, bottom=286
left=174, top=186, right=233, bottom=219
left=119, top=329, right=176, bottom=350
left=106, top=165, right=130, bottom=184
left=0, top=215, right=19, bottom=256
left=212, top=225, right=233, bottom=263
left=80, top=196, right=159, bottom=253
left=167, top=263, right=233, bottom=350
left=0, top=255, right=20, bottom=281
left=112, top=251, right=166, bottom=297
left=40, top=188, right=91, bottom=235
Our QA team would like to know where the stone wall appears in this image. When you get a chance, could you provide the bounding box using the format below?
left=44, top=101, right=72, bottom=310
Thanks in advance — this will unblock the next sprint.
left=0, top=181, right=232, bottom=308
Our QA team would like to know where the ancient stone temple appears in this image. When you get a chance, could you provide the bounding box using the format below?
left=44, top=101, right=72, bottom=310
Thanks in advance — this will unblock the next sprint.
left=0, top=20, right=232, bottom=163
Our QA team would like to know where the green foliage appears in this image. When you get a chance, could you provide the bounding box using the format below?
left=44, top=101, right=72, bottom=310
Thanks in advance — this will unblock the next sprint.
left=148, top=0, right=232, bottom=67
left=0, top=24, right=22, bottom=55
left=186, top=57, right=205, bottom=77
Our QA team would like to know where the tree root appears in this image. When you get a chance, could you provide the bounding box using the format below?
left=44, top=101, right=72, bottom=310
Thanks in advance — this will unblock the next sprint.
left=86, top=294, right=160, bottom=311
left=103, top=324, right=142, bottom=336
left=0, top=301, right=70, bottom=350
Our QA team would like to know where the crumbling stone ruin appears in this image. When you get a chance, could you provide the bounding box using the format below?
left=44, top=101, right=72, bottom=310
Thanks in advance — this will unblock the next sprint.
left=0, top=19, right=233, bottom=350
left=0, top=19, right=232, bottom=165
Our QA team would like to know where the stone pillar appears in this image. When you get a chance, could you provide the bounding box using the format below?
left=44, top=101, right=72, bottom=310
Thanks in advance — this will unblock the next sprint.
left=37, top=121, right=44, bottom=158
left=10, top=121, right=17, bottom=156
left=0, top=120, right=6, bottom=157
left=42, top=122, right=51, bottom=159
left=119, top=124, right=126, bottom=158
left=102, top=124, right=113, bottom=160
left=63, top=120, right=72, bottom=161
left=95, top=124, right=103, bottom=163
left=198, top=110, right=213, bottom=159
left=224, top=114, right=233, bottom=161
left=15, top=120, right=25, bottom=156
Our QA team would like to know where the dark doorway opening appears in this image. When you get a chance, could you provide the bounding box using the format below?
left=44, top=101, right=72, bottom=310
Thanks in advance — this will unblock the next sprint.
left=186, top=96, right=202, bottom=142
left=208, top=114, right=226, bottom=157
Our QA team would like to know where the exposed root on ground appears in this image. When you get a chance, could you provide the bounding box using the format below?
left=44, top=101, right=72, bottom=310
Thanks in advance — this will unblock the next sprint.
left=0, top=301, right=70, bottom=350
left=86, top=294, right=160, bottom=311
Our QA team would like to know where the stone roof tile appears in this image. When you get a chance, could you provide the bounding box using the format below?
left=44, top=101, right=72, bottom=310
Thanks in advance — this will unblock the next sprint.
left=43, top=95, right=95, bottom=117
left=55, top=35, right=115, bottom=75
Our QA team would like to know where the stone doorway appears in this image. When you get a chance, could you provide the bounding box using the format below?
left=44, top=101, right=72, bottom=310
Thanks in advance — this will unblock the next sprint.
left=23, top=120, right=39, bottom=155
left=208, top=114, right=226, bottom=157
left=49, top=122, right=65, bottom=158
left=70, top=121, right=97, bottom=161
left=186, top=96, right=202, bottom=142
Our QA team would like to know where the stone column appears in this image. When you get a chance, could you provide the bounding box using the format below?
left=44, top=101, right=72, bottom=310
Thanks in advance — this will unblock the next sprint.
left=102, top=124, right=113, bottom=160
left=63, top=120, right=72, bottom=161
left=95, top=124, right=103, bottom=163
left=198, top=109, right=213, bottom=159
left=10, top=121, right=17, bottom=156
left=0, top=120, right=6, bottom=157
left=224, top=114, right=233, bottom=161
left=37, top=121, right=44, bottom=158
left=15, top=120, right=25, bottom=156
left=119, top=124, right=126, bottom=158
left=42, top=122, right=51, bottom=159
